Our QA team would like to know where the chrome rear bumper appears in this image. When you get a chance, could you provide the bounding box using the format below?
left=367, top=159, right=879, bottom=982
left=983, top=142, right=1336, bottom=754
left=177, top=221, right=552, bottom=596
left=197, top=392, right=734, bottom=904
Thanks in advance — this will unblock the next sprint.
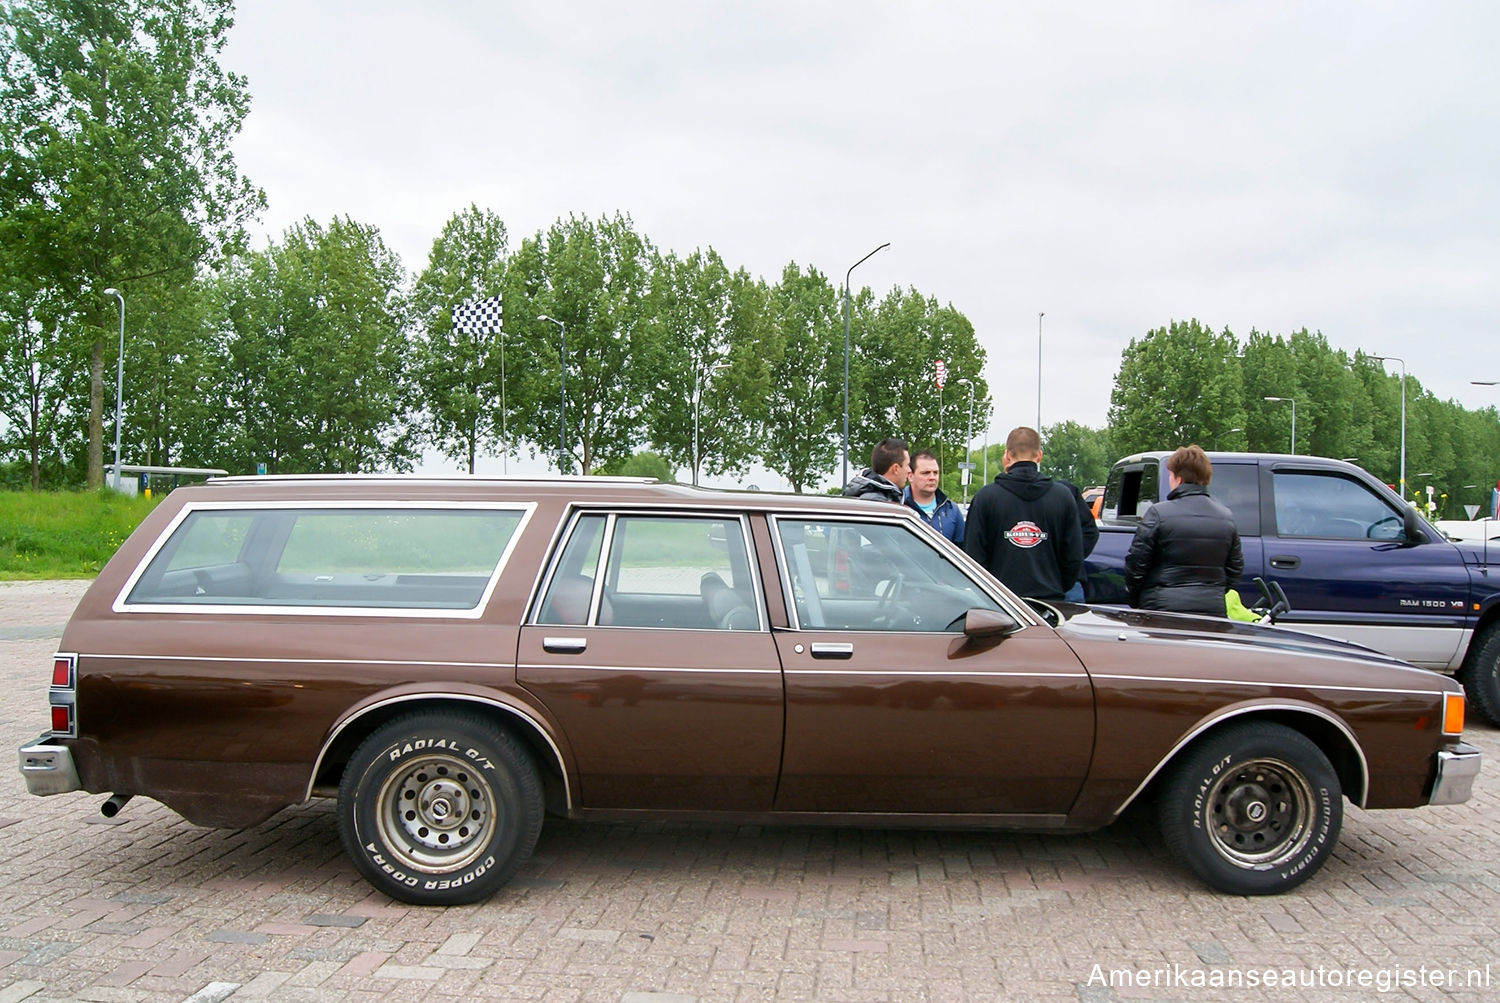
left=17, top=734, right=80, bottom=797
left=1429, top=742, right=1481, bottom=806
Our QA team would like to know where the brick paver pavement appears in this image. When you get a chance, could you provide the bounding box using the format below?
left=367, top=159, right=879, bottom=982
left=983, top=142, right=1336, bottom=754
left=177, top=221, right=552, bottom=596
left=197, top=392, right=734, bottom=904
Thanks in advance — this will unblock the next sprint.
left=1, top=579, right=1496, bottom=1001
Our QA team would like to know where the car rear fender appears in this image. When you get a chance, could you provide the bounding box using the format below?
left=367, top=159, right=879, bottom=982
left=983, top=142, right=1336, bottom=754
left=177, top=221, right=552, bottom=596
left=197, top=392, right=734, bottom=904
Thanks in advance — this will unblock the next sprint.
left=307, top=693, right=572, bottom=813
left=1112, top=702, right=1370, bottom=816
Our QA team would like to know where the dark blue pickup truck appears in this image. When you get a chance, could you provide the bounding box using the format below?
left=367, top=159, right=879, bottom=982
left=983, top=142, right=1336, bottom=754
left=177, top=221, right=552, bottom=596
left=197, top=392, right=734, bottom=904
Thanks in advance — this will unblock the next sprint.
left=1084, top=452, right=1500, bottom=721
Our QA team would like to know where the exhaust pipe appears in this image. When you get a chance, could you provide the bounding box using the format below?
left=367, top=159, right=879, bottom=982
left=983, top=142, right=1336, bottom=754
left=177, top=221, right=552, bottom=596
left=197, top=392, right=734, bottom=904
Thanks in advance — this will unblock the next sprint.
left=100, top=794, right=133, bottom=818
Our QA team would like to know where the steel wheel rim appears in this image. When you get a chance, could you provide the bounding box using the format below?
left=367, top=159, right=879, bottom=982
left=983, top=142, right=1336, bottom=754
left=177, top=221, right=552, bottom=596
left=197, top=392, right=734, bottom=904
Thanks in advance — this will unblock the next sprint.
left=1204, top=757, right=1315, bottom=868
left=374, top=754, right=496, bottom=873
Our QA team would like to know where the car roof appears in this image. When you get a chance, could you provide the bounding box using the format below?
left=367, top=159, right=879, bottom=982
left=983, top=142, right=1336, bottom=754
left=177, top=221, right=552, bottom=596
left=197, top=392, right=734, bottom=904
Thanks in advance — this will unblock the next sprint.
left=181, top=474, right=906, bottom=514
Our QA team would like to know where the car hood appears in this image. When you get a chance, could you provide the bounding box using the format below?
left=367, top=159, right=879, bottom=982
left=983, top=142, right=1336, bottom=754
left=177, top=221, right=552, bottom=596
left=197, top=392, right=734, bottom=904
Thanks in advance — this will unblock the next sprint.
left=1452, top=538, right=1500, bottom=565
left=1051, top=602, right=1419, bottom=672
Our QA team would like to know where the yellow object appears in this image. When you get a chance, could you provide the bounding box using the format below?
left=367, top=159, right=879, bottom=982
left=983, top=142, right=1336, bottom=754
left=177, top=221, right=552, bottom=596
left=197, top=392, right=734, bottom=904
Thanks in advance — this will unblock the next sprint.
left=1225, top=589, right=1259, bottom=622
left=1443, top=692, right=1465, bottom=735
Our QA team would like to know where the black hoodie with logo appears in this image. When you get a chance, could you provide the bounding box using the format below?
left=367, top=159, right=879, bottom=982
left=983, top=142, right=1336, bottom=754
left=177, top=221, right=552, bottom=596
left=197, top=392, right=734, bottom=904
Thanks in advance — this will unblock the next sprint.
left=963, top=461, right=1084, bottom=601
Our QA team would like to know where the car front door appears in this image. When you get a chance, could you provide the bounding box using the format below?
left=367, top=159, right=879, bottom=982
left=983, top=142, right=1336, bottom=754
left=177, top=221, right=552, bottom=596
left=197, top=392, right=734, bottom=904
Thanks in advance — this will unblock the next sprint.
left=769, top=516, right=1095, bottom=820
left=517, top=511, right=783, bottom=811
left=1263, top=467, right=1469, bottom=669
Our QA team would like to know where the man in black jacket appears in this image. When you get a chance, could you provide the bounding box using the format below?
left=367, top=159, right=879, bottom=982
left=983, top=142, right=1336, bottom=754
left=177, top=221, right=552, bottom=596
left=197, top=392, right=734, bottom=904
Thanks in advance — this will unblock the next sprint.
left=1123, top=444, right=1243, bottom=616
left=842, top=438, right=909, bottom=503
left=964, top=427, right=1083, bottom=601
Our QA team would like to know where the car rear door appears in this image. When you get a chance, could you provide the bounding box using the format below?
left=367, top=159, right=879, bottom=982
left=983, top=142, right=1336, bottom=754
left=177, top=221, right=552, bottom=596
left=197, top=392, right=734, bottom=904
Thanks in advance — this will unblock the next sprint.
left=517, top=510, right=784, bottom=811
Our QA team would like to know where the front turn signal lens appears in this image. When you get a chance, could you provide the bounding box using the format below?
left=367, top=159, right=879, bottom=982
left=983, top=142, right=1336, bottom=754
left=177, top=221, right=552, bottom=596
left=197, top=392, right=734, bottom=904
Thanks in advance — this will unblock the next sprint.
left=1443, top=692, right=1465, bottom=735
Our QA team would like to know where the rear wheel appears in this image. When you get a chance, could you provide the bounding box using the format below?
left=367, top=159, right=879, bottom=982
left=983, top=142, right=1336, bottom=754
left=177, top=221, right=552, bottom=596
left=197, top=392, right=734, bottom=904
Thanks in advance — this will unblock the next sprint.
left=337, top=710, right=543, bottom=905
left=1458, top=626, right=1500, bottom=726
left=1158, top=721, right=1341, bottom=895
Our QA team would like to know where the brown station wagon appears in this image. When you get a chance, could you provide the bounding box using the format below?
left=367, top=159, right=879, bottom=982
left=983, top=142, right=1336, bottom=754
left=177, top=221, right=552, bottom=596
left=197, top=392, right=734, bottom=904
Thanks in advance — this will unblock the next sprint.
left=17, top=475, right=1481, bottom=903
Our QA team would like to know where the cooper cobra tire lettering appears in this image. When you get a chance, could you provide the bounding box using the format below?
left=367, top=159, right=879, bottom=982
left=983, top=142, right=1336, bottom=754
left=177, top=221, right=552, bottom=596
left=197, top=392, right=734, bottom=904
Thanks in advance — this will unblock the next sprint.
left=338, top=710, right=543, bottom=906
left=1158, top=721, right=1342, bottom=896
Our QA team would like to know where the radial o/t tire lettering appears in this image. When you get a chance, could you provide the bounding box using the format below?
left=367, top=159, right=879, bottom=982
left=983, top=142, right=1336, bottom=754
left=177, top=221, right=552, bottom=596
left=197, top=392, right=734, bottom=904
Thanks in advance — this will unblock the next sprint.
left=1158, top=721, right=1342, bottom=896
left=337, top=710, right=544, bottom=906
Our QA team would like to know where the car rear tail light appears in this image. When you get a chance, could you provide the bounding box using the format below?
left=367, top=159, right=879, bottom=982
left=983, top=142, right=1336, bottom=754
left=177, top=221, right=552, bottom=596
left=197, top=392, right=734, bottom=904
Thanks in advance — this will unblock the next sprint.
left=49, top=652, right=77, bottom=737
left=1442, top=692, right=1465, bottom=735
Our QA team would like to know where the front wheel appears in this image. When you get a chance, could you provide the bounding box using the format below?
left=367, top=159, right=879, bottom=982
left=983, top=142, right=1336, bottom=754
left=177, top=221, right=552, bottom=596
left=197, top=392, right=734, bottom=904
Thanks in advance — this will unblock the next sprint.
left=337, top=710, right=543, bottom=905
left=1458, top=626, right=1500, bottom=726
left=1158, top=722, right=1342, bottom=895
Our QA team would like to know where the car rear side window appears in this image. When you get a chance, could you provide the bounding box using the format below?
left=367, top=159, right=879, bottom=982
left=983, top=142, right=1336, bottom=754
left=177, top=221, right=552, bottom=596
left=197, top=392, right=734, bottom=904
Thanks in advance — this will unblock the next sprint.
left=124, top=505, right=527, bottom=611
left=536, top=513, right=760, bottom=630
left=1206, top=462, right=1260, bottom=535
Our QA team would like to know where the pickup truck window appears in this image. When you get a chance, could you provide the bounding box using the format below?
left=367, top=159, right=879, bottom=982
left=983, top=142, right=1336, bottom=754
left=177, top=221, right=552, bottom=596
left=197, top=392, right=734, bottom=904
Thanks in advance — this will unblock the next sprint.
left=1272, top=472, right=1405, bottom=540
left=1103, top=461, right=1159, bottom=519
left=1206, top=463, right=1261, bottom=535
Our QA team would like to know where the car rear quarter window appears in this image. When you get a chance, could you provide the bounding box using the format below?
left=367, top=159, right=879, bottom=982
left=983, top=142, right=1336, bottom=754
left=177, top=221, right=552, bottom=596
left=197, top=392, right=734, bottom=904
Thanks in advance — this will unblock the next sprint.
left=1206, top=462, right=1260, bottom=535
left=122, top=504, right=529, bottom=613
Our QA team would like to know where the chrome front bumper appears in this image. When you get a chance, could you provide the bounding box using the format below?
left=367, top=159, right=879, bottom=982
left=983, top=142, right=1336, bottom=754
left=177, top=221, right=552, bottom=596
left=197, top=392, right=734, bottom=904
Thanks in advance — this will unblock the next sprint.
left=17, top=734, right=81, bottom=797
left=1429, top=742, right=1481, bottom=806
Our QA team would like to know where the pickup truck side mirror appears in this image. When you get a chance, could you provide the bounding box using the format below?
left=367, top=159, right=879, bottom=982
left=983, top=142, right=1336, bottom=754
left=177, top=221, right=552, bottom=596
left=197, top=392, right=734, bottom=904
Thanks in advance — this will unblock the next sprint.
left=1402, top=507, right=1423, bottom=547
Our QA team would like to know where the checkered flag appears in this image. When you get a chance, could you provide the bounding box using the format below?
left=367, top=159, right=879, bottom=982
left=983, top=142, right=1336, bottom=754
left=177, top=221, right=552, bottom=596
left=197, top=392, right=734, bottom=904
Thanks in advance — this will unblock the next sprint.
left=453, top=296, right=503, bottom=334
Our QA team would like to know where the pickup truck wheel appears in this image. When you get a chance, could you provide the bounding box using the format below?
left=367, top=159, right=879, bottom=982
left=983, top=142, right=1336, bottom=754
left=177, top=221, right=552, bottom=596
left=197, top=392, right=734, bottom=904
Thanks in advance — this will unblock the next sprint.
left=1158, top=722, right=1341, bottom=895
left=1458, top=626, right=1500, bottom=727
left=337, top=710, right=543, bottom=906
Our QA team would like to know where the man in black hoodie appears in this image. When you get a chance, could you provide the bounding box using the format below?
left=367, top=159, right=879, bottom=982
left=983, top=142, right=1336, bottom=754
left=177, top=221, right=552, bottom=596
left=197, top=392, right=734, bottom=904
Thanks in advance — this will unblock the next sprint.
left=964, top=426, right=1083, bottom=601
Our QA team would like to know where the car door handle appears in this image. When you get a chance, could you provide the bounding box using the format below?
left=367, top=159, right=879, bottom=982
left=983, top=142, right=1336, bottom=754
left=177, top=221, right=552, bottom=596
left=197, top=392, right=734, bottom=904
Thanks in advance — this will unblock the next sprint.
left=810, top=643, right=854, bottom=659
left=543, top=637, right=588, bottom=654
left=1269, top=555, right=1301, bottom=569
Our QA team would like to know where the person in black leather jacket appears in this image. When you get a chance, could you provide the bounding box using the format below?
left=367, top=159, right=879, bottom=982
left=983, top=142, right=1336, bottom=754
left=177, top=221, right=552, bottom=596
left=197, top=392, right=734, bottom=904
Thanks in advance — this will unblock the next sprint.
left=1123, top=445, right=1244, bottom=616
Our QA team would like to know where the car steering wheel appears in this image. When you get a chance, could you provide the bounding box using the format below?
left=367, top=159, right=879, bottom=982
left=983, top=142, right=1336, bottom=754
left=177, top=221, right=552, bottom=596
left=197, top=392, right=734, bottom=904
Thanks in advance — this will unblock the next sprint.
left=873, top=573, right=905, bottom=625
left=1368, top=515, right=1402, bottom=538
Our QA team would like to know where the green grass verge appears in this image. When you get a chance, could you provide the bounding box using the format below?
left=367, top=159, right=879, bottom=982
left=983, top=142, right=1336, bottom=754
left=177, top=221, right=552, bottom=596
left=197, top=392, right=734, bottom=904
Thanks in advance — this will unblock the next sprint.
left=0, top=490, right=161, bottom=580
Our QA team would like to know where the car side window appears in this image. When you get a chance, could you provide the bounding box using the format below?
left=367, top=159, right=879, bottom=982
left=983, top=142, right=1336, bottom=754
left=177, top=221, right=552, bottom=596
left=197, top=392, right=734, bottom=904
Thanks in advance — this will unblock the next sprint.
left=537, top=514, right=760, bottom=630
left=1206, top=462, right=1260, bottom=535
left=126, top=507, right=526, bottom=610
left=1272, top=472, right=1406, bottom=540
left=776, top=518, right=1000, bottom=632
left=536, top=514, right=607, bottom=625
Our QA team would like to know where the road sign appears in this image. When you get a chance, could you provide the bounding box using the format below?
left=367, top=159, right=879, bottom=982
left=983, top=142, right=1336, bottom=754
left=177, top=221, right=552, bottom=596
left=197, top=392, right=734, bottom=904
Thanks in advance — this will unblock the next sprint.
left=957, top=462, right=976, bottom=470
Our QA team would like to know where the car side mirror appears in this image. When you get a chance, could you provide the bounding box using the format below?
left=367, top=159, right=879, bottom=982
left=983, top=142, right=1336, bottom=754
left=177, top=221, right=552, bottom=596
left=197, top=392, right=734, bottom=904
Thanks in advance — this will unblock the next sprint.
left=1402, top=507, right=1423, bottom=547
left=963, top=608, right=1022, bottom=639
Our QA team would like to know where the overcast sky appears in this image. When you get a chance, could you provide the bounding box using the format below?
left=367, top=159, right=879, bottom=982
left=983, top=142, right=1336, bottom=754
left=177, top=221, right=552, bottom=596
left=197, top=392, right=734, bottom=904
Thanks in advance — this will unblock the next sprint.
left=223, top=2, right=1499, bottom=488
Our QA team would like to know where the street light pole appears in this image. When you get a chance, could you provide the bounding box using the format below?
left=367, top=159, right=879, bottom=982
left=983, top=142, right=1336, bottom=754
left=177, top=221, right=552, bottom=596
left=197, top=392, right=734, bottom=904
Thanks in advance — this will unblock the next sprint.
left=1264, top=396, right=1296, bottom=455
left=1373, top=355, right=1407, bottom=499
left=842, top=242, right=890, bottom=486
left=957, top=377, right=975, bottom=504
left=102, top=288, right=125, bottom=491
left=537, top=315, right=567, bottom=471
left=1036, top=312, right=1044, bottom=431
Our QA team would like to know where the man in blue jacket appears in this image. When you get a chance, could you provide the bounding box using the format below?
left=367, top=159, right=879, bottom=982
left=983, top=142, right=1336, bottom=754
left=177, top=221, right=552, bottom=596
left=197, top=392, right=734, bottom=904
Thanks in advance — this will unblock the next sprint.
left=903, top=450, right=964, bottom=545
